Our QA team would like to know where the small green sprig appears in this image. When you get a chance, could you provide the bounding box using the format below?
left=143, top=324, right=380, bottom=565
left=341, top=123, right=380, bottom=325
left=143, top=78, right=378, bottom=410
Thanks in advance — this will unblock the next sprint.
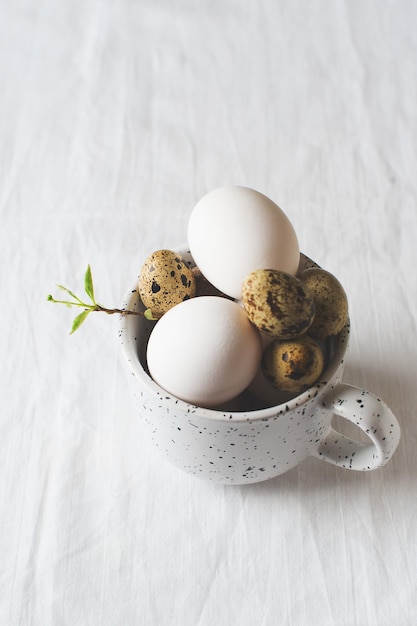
left=47, top=264, right=158, bottom=334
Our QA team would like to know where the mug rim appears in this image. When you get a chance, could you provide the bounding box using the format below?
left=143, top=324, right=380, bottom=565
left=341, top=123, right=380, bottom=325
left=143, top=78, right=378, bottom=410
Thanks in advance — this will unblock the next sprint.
left=119, top=252, right=350, bottom=422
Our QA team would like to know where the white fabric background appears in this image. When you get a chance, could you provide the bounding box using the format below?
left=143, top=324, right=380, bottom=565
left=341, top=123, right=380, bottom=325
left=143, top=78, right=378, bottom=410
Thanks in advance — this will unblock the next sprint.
left=1, top=1, right=416, bottom=624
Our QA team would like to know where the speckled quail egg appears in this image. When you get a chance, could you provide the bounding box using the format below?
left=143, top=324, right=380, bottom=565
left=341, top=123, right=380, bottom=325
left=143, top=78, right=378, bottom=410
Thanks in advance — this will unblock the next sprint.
left=241, top=269, right=315, bottom=339
left=262, top=335, right=325, bottom=394
left=138, top=249, right=196, bottom=316
left=298, top=268, right=348, bottom=339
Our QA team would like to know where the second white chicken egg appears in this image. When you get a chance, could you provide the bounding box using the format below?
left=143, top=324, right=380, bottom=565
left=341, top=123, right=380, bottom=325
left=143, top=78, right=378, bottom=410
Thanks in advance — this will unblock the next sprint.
left=146, top=296, right=262, bottom=408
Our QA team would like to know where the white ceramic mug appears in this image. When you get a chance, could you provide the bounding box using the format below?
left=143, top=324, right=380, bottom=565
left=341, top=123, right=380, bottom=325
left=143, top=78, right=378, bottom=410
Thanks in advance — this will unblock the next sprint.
left=119, top=251, right=401, bottom=485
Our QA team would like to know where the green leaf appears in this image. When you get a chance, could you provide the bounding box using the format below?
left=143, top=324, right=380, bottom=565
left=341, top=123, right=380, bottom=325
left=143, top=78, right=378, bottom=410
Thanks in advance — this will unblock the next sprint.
left=56, top=284, right=84, bottom=304
left=84, top=265, right=95, bottom=303
left=70, top=309, right=90, bottom=334
left=144, top=308, right=158, bottom=321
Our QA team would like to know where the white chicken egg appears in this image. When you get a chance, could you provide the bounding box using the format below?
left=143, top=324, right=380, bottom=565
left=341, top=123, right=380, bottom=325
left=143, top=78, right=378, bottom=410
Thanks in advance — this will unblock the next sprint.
left=188, top=186, right=300, bottom=300
left=146, top=296, right=262, bottom=408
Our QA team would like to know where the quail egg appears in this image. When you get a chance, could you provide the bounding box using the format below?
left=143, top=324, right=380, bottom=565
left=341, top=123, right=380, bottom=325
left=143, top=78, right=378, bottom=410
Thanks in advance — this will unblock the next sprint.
left=138, top=249, right=196, bottom=316
left=242, top=269, right=315, bottom=339
left=262, top=335, right=324, bottom=393
left=298, top=268, right=348, bottom=339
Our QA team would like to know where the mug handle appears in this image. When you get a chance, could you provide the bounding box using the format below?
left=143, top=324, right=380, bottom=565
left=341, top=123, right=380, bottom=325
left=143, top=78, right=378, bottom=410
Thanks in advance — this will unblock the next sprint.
left=314, top=382, right=401, bottom=471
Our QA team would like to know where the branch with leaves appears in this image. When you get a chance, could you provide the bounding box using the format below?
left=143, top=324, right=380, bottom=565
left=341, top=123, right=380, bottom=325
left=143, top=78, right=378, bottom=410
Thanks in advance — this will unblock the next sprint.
left=48, top=265, right=158, bottom=334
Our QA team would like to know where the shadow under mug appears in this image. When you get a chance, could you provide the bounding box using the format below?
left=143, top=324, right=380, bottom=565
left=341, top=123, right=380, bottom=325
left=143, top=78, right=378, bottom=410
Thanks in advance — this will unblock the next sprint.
left=119, top=251, right=401, bottom=485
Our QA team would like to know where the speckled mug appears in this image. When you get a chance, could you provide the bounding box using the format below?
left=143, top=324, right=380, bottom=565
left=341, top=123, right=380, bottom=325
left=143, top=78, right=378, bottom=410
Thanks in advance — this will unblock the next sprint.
left=119, top=251, right=401, bottom=485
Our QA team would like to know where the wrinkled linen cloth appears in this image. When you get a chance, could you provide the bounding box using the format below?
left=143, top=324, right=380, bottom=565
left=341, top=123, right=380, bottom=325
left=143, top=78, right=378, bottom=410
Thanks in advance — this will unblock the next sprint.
left=1, top=1, right=416, bottom=625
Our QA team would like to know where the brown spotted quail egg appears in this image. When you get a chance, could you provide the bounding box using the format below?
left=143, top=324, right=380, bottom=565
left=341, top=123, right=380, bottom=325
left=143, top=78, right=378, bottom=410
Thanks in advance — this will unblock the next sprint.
left=298, top=268, right=348, bottom=339
left=138, top=249, right=196, bottom=316
left=262, top=335, right=324, bottom=393
left=241, top=269, right=315, bottom=339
